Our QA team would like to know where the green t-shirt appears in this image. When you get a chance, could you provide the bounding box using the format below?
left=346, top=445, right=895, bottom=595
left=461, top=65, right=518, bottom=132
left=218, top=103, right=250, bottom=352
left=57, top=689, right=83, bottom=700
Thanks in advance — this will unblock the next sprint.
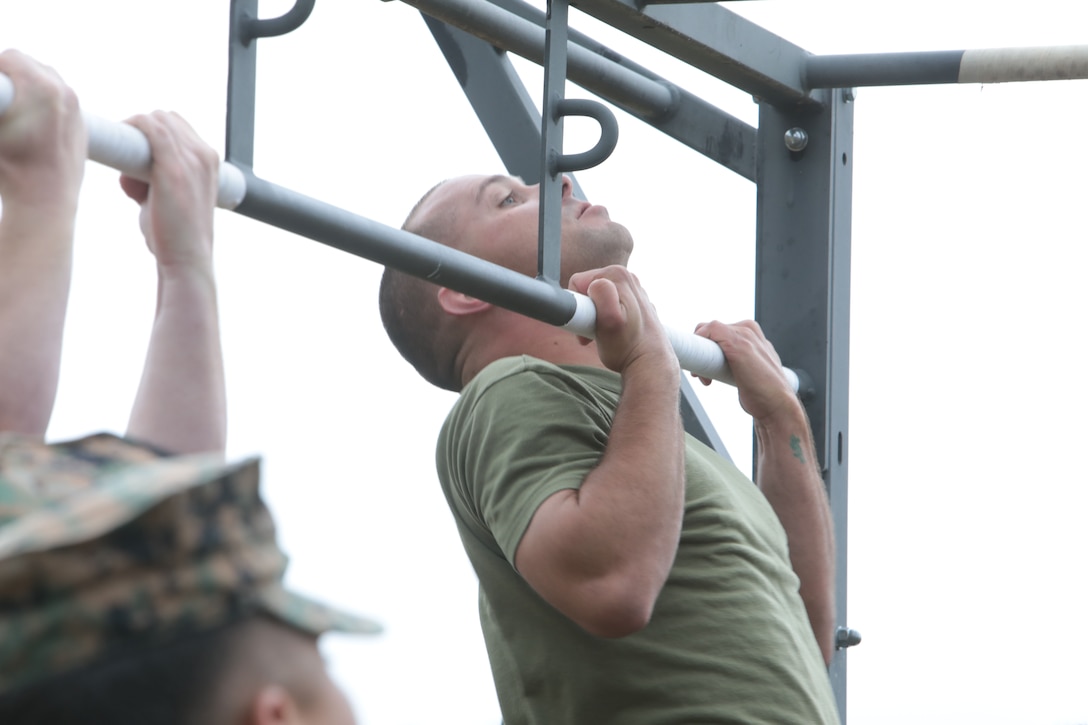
left=437, top=356, right=840, bottom=725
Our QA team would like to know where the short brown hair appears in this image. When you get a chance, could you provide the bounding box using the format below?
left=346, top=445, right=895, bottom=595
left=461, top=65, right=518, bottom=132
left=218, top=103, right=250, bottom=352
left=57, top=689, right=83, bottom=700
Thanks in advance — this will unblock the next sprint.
left=378, top=181, right=464, bottom=392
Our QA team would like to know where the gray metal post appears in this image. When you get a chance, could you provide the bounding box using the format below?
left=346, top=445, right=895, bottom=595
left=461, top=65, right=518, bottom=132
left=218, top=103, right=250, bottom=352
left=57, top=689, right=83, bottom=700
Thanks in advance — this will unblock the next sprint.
left=755, top=88, right=855, bottom=721
left=537, top=0, right=571, bottom=284
left=226, top=0, right=259, bottom=166
left=227, top=0, right=315, bottom=166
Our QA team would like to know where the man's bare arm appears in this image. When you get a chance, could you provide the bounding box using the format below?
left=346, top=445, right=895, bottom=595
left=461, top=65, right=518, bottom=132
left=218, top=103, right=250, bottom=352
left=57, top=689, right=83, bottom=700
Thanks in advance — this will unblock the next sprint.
left=0, top=50, right=85, bottom=436
left=122, top=112, right=225, bottom=456
left=515, top=266, right=686, bottom=638
left=754, top=401, right=836, bottom=664
left=695, top=320, right=836, bottom=665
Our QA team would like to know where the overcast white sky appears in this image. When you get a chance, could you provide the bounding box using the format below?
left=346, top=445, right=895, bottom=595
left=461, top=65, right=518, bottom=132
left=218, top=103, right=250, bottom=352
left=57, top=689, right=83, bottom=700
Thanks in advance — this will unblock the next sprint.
left=2, top=2, right=1086, bottom=724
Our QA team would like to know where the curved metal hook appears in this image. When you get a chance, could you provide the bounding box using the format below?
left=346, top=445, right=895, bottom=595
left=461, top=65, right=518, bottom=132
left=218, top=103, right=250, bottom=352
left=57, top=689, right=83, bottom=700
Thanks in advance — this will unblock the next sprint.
left=549, top=99, right=619, bottom=174
left=242, top=0, right=316, bottom=42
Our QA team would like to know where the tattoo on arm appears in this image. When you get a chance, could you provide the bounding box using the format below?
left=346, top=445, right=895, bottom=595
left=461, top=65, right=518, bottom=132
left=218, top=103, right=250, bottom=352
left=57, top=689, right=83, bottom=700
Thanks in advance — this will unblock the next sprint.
left=789, top=435, right=806, bottom=464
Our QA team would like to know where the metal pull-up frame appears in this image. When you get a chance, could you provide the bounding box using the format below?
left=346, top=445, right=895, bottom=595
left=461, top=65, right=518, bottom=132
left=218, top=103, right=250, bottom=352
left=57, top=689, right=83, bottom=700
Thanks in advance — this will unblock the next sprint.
left=396, top=5, right=1083, bottom=721
left=224, top=0, right=861, bottom=709
left=219, top=0, right=795, bottom=405
left=4, top=1, right=1084, bottom=720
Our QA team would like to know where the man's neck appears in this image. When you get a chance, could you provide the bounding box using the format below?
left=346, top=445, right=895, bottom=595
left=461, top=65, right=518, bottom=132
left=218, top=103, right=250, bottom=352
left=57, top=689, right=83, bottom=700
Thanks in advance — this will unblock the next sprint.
left=459, top=318, right=607, bottom=387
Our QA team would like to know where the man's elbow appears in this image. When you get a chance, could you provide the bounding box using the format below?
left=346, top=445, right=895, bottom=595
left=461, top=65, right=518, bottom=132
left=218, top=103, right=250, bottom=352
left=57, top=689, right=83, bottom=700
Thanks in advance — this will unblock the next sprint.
left=578, top=602, right=653, bottom=638
left=568, top=580, right=660, bottom=638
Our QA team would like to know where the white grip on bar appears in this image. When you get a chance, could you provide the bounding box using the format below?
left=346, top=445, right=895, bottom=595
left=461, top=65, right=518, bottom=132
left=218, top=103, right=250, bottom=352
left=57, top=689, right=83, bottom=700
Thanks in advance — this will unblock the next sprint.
left=562, top=291, right=801, bottom=392
left=0, top=72, right=246, bottom=210
left=0, top=73, right=11, bottom=115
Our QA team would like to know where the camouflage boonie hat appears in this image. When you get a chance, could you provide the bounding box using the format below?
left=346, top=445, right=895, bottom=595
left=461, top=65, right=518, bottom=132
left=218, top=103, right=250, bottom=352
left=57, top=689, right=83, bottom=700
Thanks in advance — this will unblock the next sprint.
left=0, top=432, right=381, bottom=697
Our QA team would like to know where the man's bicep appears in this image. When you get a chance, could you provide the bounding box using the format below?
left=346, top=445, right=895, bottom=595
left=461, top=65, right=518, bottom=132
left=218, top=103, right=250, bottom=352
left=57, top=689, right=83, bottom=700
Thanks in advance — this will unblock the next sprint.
left=513, top=487, right=581, bottom=591
left=456, top=373, right=606, bottom=564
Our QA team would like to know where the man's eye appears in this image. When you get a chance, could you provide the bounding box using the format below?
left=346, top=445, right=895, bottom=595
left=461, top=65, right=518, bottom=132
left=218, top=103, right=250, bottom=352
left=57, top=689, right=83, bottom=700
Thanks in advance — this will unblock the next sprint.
left=500, top=193, right=516, bottom=206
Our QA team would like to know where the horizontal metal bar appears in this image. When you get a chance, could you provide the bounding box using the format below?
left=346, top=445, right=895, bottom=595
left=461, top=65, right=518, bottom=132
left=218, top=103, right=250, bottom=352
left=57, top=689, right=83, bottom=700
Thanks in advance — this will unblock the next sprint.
left=237, top=171, right=798, bottom=390
left=0, top=73, right=247, bottom=209
left=0, top=74, right=791, bottom=388
left=571, top=0, right=815, bottom=107
left=236, top=173, right=578, bottom=327
left=805, top=51, right=962, bottom=88
left=806, top=46, right=1088, bottom=88
left=400, top=0, right=676, bottom=120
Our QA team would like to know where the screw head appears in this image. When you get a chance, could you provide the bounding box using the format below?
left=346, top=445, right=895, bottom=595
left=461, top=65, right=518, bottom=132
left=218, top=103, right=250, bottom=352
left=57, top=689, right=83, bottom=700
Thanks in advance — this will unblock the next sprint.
left=784, top=127, right=809, bottom=152
left=835, top=626, right=862, bottom=649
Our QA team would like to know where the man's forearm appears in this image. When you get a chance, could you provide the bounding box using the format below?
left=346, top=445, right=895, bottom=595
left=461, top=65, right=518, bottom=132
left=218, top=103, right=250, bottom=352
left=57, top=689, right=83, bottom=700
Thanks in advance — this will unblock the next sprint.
left=754, top=399, right=836, bottom=664
left=126, top=265, right=225, bottom=455
left=0, top=203, right=76, bottom=435
left=575, top=359, right=686, bottom=586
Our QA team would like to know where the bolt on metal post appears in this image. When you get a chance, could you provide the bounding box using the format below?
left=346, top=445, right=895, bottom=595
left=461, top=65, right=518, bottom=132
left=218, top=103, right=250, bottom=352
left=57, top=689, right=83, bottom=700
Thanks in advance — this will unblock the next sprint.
left=784, top=127, right=808, bottom=152
left=835, top=626, right=862, bottom=649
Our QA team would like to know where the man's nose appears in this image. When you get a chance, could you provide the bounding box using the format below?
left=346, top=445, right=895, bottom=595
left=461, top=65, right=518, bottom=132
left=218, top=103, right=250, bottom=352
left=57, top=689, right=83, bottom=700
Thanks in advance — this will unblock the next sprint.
left=532, top=175, right=573, bottom=199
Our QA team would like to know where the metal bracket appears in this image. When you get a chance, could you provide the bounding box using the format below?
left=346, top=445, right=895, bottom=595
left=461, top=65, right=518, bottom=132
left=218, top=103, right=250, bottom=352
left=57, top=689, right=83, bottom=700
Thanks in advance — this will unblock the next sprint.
left=239, top=0, right=314, bottom=43
left=537, top=0, right=618, bottom=284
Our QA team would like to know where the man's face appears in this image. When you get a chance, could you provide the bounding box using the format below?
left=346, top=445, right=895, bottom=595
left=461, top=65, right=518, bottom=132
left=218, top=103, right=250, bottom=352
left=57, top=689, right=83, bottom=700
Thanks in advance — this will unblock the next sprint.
left=414, top=174, right=634, bottom=284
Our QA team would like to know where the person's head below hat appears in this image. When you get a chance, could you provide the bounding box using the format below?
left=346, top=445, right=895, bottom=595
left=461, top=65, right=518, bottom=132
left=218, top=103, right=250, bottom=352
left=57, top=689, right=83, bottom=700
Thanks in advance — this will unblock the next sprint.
left=0, top=432, right=380, bottom=725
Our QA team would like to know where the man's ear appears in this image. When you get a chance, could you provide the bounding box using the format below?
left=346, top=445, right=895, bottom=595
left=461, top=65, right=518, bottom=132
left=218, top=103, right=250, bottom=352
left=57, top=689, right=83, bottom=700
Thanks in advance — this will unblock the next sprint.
left=437, top=287, right=492, bottom=317
left=247, top=684, right=303, bottom=725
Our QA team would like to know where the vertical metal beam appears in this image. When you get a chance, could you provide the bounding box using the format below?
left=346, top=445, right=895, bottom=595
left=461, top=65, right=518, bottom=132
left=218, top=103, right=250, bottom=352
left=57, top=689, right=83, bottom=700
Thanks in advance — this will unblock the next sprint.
left=226, top=0, right=259, bottom=167
left=537, top=0, right=571, bottom=284
left=226, top=0, right=316, bottom=168
left=755, top=88, right=854, bottom=721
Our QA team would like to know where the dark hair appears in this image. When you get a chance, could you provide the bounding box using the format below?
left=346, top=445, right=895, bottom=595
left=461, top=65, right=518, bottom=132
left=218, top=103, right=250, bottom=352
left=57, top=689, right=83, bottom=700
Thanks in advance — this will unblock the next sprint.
left=378, top=180, right=464, bottom=392
left=0, top=616, right=250, bottom=725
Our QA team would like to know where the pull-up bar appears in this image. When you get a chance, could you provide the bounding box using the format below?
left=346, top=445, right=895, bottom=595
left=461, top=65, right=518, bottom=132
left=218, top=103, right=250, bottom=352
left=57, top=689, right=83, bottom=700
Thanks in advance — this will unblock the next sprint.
left=0, top=72, right=799, bottom=393
left=401, top=0, right=676, bottom=120
left=0, top=73, right=247, bottom=210
left=806, top=46, right=1088, bottom=89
